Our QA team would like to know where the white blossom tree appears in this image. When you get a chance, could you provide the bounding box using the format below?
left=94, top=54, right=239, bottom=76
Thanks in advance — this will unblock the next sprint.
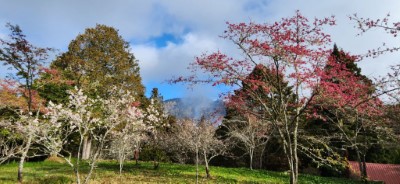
left=198, top=119, right=227, bottom=178
left=0, top=131, right=20, bottom=164
left=43, top=88, right=100, bottom=184
left=224, top=115, right=272, bottom=170
left=107, top=94, right=146, bottom=175
left=174, top=118, right=226, bottom=182
left=0, top=110, right=44, bottom=183
left=143, top=98, right=169, bottom=169
left=41, top=101, right=76, bottom=158
left=43, top=87, right=157, bottom=183
left=174, top=119, right=201, bottom=183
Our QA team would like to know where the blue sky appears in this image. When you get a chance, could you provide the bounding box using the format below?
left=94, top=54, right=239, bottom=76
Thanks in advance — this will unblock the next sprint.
left=1, top=0, right=400, bottom=100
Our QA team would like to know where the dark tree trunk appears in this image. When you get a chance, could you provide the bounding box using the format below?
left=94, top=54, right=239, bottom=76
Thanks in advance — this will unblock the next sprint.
left=204, top=150, right=211, bottom=178
left=134, top=148, right=139, bottom=165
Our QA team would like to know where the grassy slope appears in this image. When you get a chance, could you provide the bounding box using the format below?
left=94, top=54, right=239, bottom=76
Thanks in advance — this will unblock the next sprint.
left=0, top=160, right=367, bottom=184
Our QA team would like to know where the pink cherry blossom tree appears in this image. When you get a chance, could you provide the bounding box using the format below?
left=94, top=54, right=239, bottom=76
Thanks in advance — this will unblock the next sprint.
left=172, top=11, right=378, bottom=183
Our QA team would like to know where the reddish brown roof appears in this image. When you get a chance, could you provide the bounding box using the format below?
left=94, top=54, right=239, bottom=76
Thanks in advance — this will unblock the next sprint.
left=349, top=161, right=400, bottom=184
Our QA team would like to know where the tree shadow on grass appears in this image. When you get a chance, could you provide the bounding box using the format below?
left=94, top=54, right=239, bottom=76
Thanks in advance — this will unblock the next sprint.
left=36, top=165, right=74, bottom=172
left=0, top=171, right=73, bottom=184
left=36, top=175, right=73, bottom=184
left=0, top=171, right=16, bottom=184
left=97, top=161, right=167, bottom=172
left=97, top=161, right=144, bottom=171
left=96, top=161, right=205, bottom=179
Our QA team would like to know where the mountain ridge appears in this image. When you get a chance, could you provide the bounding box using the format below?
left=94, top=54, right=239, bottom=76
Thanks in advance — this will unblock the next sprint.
left=164, top=97, right=225, bottom=120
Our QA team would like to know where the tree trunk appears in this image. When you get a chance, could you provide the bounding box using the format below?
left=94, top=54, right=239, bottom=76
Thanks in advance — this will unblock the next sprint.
left=288, top=153, right=298, bottom=184
left=119, top=149, right=125, bottom=175
left=361, top=160, right=368, bottom=184
left=284, top=136, right=298, bottom=184
left=281, top=128, right=298, bottom=184
left=152, top=137, right=159, bottom=170
left=289, top=53, right=300, bottom=184
left=17, top=153, right=25, bottom=183
left=356, top=150, right=368, bottom=182
left=293, top=115, right=299, bottom=184
left=277, top=126, right=297, bottom=184
left=153, top=148, right=159, bottom=170
left=18, top=135, right=32, bottom=184
left=134, top=148, right=139, bottom=165
left=361, top=127, right=368, bottom=183
left=290, top=152, right=298, bottom=184
left=205, top=165, right=211, bottom=178
left=249, top=148, right=254, bottom=170
left=61, top=154, right=80, bottom=184
left=84, top=138, right=105, bottom=184
left=82, top=136, right=87, bottom=159
left=82, top=136, right=91, bottom=160
left=362, top=155, right=368, bottom=182
left=74, top=135, right=85, bottom=184
left=196, top=146, right=199, bottom=184
left=259, top=144, right=267, bottom=169
left=153, top=159, right=159, bottom=169
left=203, top=150, right=211, bottom=178
left=74, top=167, right=81, bottom=184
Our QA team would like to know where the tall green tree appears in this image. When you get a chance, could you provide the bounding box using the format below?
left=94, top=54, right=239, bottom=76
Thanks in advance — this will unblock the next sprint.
left=34, top=68, right=73, bottom=105
left=150, top=88, right=162, bottom=104
left=52, top=24, right=145, bottom=100
left=51, top=24, right=145, bottom=159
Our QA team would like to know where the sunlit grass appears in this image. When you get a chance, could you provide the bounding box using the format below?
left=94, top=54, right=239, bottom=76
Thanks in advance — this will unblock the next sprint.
left=0, top=159, right=370, bottom=183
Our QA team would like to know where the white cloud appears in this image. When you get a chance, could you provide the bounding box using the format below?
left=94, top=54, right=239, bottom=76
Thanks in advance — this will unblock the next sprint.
left=133, top=45, right=159, bottom=73
left=134, top=33, right=219, bottom=83
left=0, top=0, right=268, bottom=48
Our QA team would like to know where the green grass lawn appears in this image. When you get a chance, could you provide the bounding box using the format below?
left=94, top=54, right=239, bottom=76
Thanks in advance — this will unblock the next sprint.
left=0, top=159, right=368, bottom=184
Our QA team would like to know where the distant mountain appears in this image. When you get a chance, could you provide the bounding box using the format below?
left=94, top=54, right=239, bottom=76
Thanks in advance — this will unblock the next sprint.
left=164, top=97, right=225, bottom=120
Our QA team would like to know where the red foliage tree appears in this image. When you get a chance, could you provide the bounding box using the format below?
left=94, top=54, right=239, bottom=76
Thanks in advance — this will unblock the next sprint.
left=0, top=23, right=53, bottom=183
left=0, top=23, right=52, bottom=112
left=312, top=47, right=383, bottom=180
